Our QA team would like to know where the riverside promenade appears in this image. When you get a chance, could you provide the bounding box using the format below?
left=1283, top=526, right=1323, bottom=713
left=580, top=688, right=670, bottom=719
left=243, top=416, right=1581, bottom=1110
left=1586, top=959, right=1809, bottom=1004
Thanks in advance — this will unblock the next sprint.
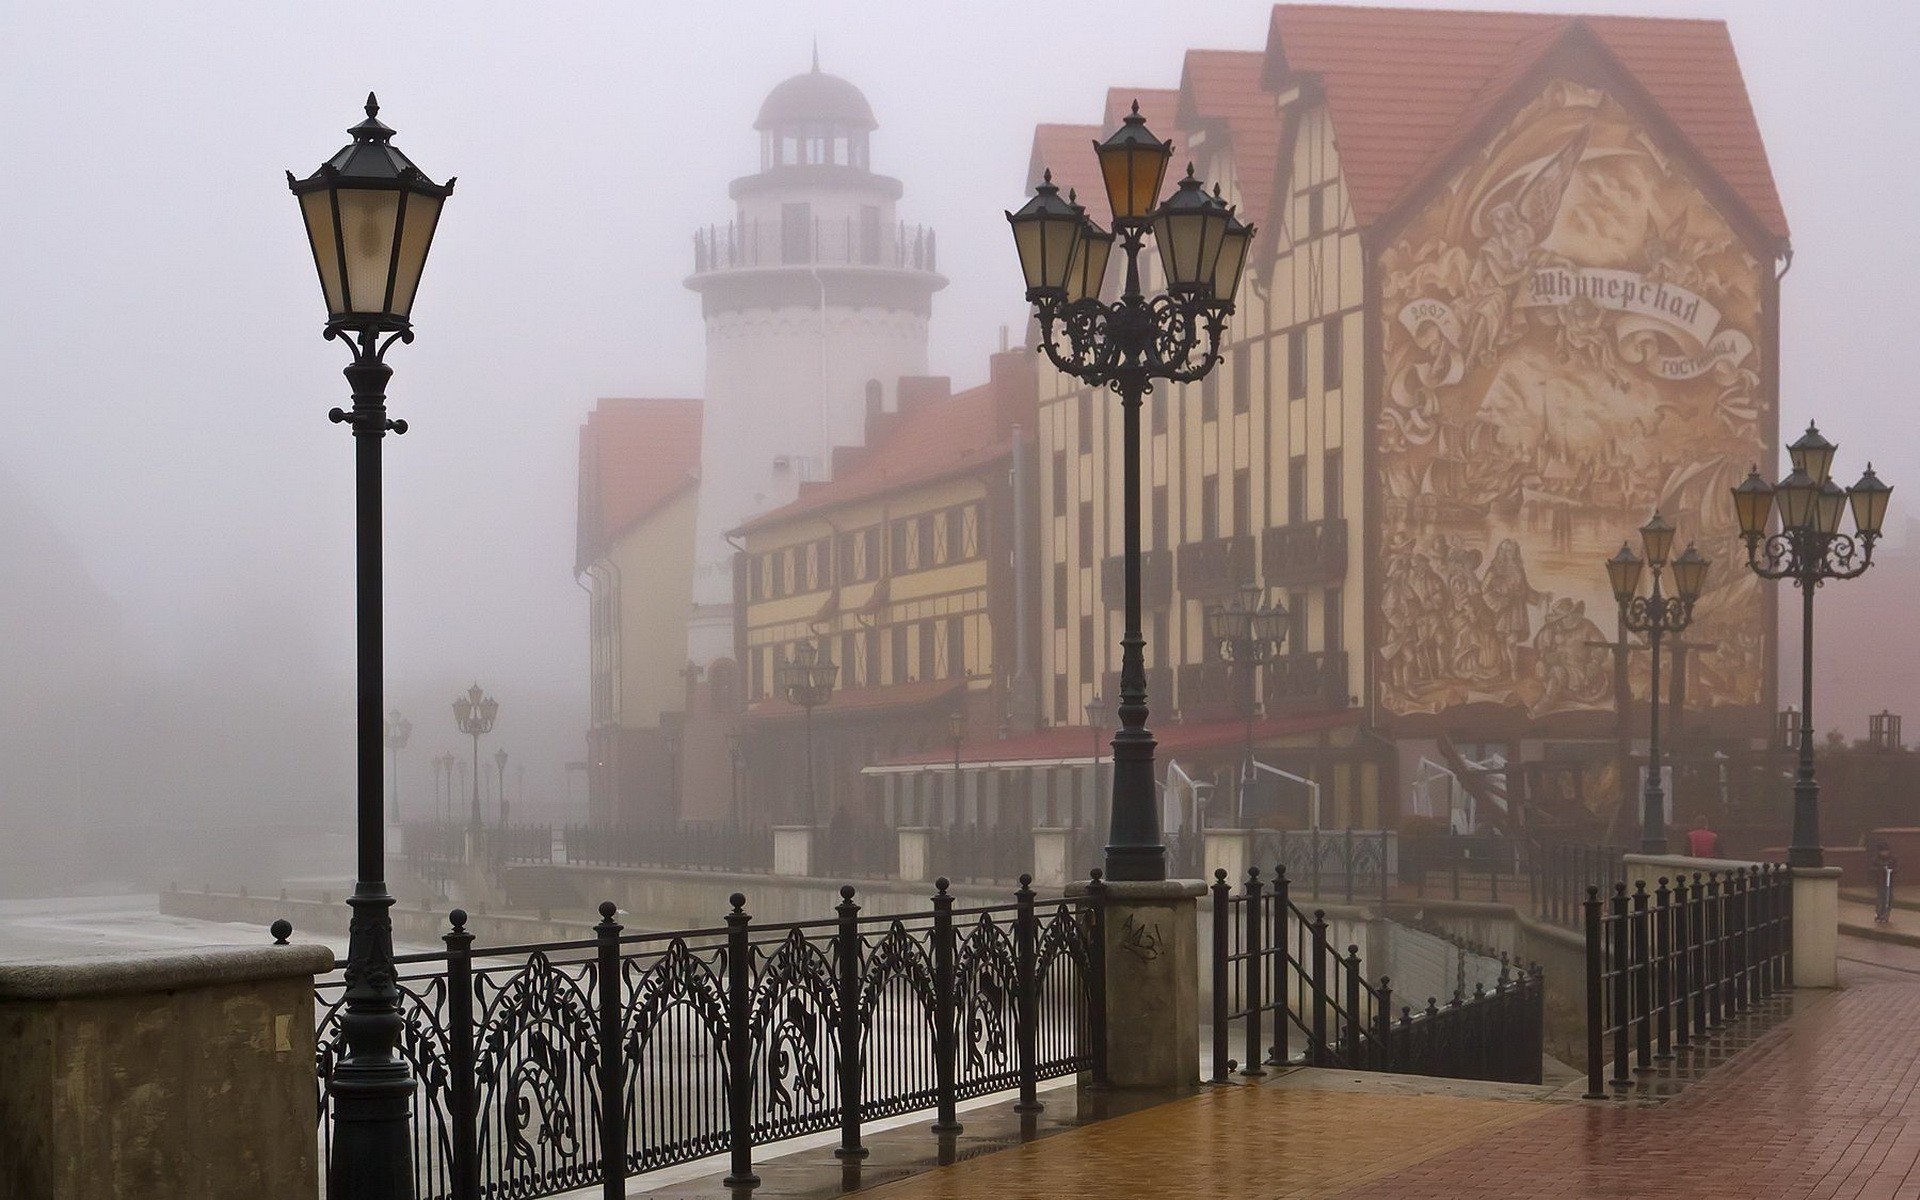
left=654, top=934, right=1920, bottom=1200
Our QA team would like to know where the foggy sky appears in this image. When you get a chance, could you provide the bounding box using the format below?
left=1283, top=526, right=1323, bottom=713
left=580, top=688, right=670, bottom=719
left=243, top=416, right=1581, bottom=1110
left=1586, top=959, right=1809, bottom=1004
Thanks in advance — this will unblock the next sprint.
left=0, top=0, right=1914, bottom=829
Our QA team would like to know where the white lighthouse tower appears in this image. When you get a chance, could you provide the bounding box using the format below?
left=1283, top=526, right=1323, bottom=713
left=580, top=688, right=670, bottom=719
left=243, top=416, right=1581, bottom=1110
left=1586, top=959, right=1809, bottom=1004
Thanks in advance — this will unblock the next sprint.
left=684, top=58, right=946, bottom=666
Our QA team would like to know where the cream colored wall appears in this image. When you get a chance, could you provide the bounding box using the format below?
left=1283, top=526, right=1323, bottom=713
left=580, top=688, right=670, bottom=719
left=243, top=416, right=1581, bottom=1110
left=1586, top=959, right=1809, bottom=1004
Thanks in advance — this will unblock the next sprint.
left=603, top=487, right=699, bottom=730
left=1036, top=94, right=1367, bottom=727
left=740, top=474, right=994, bottom=699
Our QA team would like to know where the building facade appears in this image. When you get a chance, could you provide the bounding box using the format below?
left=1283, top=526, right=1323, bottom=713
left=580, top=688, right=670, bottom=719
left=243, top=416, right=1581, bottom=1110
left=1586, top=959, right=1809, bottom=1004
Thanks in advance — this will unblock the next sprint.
left=1026, top=6, right=1786, bottom=838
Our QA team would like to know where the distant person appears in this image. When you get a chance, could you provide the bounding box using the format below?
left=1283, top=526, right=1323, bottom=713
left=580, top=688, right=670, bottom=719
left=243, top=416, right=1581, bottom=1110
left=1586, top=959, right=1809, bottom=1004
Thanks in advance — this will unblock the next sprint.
left=1685, top=816, right=1721, bottom=858
left=1874, top=843, right=1898, bottom=925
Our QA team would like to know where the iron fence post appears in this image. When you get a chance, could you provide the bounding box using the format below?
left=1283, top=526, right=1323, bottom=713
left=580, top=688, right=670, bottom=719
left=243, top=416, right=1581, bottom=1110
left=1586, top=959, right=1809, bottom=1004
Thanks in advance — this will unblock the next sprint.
left=1672, top=874, right=1691, bottom=1049
left=1270, top=867, right=1290, bottom=1067
left=931, top=878, right=961, bottom=1132
left=1706, top=871, right=1724, bottom=1028
left=1343, top=945, right=1363, bottom=1066
left=446, top=909, right=477, bottom=1200
left=1087, top=869, right=1110, bottom=1087
left=1609, top=883, right=1629, bottom=1089
left=834, top=886, right=867, bottom=1160
left=594, top=901, right=625, bottom=1199
left=1309, top=909, right=1330, bottom=1067
left=1210, top=869, right=1230, bottom=1082
left=723, top=894, right=759, bottom=1190
left=1376, top=976, right=1394, bottom=1074
left=1243, top=868, right=1266, bottom=1078
left=1014, top=875, right=1042, bottom=1112
left=1654, top=877, right=1673, bottom=1061
left=1631, top=881, right=1651, bottom=1071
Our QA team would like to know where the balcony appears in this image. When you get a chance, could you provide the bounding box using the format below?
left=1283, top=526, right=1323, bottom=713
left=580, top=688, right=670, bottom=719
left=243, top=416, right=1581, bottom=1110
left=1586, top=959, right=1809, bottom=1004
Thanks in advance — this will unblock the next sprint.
left=1177, top=535, right=1256, bottom=599
left=1264, top=651, right=1351, bottom=714
left=1100, top=549, right=1173, bottom=611
left=1175, top=659, right=1242, bottom=722
left=1263, top=519, right=1348, bottom=588
left=1103, top=667, right=1175, bottom=711
left=691, top=219, right=937, bottom=274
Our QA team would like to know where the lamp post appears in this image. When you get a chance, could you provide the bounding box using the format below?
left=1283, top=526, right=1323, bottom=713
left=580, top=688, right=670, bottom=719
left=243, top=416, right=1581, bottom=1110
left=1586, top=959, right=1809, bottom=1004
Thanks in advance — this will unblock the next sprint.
left=1085, top=693, right=1114, bottom=845
left=776, top=637, right=838, bottom=828
left=1733, top=423, right=1892, bottom=867
left=1204, top=583, right=1288, bottom=825
left=434, top=751, right=456, bottom=823
left=726, top=729, right=746, bottom=828
left=946, top=710, right=966, bottom=829
left=383, top=711, right=412, bottom=825
left=494, top=747, right=509, bottom=827
left=453, top=683, right=499, bottom=833
left=289, top=93, right=454, bottom=1199
left=1605, top=513, right=1709, bottom=854
left=1008, top=104, right=1251, bottom=881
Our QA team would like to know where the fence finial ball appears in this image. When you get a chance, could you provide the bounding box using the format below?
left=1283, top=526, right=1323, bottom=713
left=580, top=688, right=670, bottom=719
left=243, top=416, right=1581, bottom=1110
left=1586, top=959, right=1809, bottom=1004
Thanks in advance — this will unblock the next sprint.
left=840, top=884, right=857, bottom=901
left=599, top=900, right=618, bottom=920
left=269, top=919, right=292, bottom=945
left=730, top=892, right=747, bottom=911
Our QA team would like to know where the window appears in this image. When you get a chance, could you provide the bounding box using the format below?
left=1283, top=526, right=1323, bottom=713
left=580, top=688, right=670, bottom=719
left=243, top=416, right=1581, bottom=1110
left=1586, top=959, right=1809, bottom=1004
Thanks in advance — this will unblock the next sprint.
left=919, top=621, right=937, bottom=682
left=1326, top=587, right=1344, bottom=652
left=1201, top=372, right=1218, bottom=423
left=1233, top=469, right=1251, bottom=537
left=891, top=625, right=910, bottom=684
left=1079, top=501, right=1095, bottom=567
left=804, top=542, right=819, bottom=591
left=1289, top=591, right=1308, bottom=654
left=1152, top=610, right=1170, bottom=669
left=1052, top=451, right=1068, bottom=517
left=1151, top=390, right=1167, bottom=434
left=932, top=511, right=950, bottom=565
left=1288, top=455, right=1308, bottom=525
left=781, top=202, right=812, bottom=264
left=864, top=629, right=879, bottom=686
left=917, top=515, right=935, bottom=567
left=1053, top=562, right=1068, bottom=627
left=1079, top=620, right=1094, bottom=683
left=750, top=646, right=764, bottom=698
left=1078, top=391, right=1093, bottom=453
left=1054, top=675, right=1068, bottom=720
left=890, top=521, right=908, bottom=574
left=843, top=633, right=860, bottom=687
left=1324, top=451, right=1343, bottom=521
left=1323, top=318, right=1343, bottom=390
left=1152, top=485, right=1169, bottom=551
left=959, top=504, right=980, bottom=558
left=1288, top=328, right=1308, bottom=400
left=1200, top=478, right=1219, bottom=541
left=1232, top=345, right=1251, bottom=414
left=1307, top=187, right=1324, bottom=237
left=947, top=617, right=965, bottom=678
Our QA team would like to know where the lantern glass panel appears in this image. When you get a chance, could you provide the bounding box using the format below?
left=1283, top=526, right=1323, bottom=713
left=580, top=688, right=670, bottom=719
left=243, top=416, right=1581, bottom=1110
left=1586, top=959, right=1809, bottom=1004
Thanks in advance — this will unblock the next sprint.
left=1789, top=424, right=1837, bottom=485
left=1849, top=467, right=1892, bottom=537
left=389, top=192, right=444, bottom=320
left=1066, top=224, right=1115, bottom=304
left=300, top=191, right=345, bottom=314
left=1638, top=512, right=1675, bottom=568
left=1606, top=543, right=1644, bottom=602
left=1775, top=469, right=1817, bottom=529
left=336, top=188, right=402, bottom=317
left=1671, top=544, right=1709, bottom=601
left=1211, top=220, right=1253, bottom=304
left=1815, top=480, right=1847, bottom=535
left=1732, top=469, right=1774, bottom=537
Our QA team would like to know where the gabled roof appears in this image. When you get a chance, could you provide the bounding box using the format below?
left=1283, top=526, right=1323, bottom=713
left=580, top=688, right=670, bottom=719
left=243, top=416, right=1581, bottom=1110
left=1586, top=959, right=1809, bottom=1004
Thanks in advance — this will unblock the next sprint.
left=1177, top=49, right=1286, bottom=251
left=575, top=398, right=701, bottom=574
left=733, top=381, right=1007, bottom=537
left=1025, top=90, right=1190, bottom=227
left=1261, top=5, right=1788, bottom=242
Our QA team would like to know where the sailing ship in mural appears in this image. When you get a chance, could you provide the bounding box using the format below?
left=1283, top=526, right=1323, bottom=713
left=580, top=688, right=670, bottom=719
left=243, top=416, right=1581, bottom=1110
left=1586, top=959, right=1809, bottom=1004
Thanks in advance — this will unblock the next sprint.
left=1376, top=80, right=1769, bottom=720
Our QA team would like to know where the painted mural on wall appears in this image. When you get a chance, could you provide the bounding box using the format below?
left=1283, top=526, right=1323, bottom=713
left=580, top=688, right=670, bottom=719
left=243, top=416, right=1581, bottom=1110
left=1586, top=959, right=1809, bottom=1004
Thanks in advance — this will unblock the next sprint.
left=1376, top=81, right=1768, bottom=720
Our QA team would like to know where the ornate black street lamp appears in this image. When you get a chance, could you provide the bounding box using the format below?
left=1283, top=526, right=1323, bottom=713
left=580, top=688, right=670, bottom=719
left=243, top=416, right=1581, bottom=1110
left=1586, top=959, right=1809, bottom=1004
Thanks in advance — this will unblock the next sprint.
left=1605, top=513, right=1709, bottom=854
left=726, top=729, right=746, bottom=828
left=289, top=93, right=453, bottom=1200
left=453, top=683, right=499, bottom=833
left=1205, top=583, right=1288, bottom=824
left=1008, top=104, right=1252, bottom=880
left=383, top=710, right=412, bottom=824
left=434, top=751, right=456, bottom=823
left=945, top=710, right=967, bottom=828
left=1733, top=423, right=1892, bottom=867
left=494, top=747, right=509, bottom=827
left=776, top=638, right=838, bottom=827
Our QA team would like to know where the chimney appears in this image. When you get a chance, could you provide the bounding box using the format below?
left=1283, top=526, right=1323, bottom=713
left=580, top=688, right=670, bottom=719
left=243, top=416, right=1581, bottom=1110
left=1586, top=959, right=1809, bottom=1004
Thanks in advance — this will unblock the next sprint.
left=988, top=349, right=1040, bottom=436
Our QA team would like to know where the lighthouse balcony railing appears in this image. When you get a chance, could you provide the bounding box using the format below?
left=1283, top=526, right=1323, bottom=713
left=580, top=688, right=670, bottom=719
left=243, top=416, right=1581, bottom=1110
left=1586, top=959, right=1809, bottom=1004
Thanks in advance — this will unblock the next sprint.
left=692, top=218, right=937, bottom=274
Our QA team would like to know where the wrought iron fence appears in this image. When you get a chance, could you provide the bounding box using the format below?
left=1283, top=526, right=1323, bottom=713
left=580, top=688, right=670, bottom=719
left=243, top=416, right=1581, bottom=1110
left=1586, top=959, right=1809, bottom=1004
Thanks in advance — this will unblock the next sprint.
left=1401, top=833, right=1525, bottom=902
left=495, top=824, right=554, bottom=865
left=1250, top=829, right=1392, bottom=904
left=1527, top=839, right=1626, bottom=929
left=312, top=877, right=1100, bottom=1199
left=1582, top=865, right=1791, bottom=1099
left=559, top=822, right=774, bottom=873
left=1210, top=867, right=1542, bottom=1085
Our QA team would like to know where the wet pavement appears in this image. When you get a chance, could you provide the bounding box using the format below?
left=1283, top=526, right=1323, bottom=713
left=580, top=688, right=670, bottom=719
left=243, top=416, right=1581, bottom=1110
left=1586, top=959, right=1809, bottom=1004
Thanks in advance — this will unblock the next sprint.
left=649, top=935, right=1920, bottom=1200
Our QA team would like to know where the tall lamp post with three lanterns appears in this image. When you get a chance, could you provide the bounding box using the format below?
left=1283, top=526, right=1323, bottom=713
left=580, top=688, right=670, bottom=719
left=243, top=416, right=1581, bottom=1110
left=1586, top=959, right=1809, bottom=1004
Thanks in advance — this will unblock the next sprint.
left=288, top=93, right=454, bottom=1199
left=776, top=637, right=838, bottom=829
left=1733, top=423, right=1891, bottom=867
left=1604, top=513, right=1709, bottom=854
left=453, top=683, right=499, bottom=834
left=1205, top=583, right=1288, bottom=824
left=1008, top=103, right=1253, bottom=881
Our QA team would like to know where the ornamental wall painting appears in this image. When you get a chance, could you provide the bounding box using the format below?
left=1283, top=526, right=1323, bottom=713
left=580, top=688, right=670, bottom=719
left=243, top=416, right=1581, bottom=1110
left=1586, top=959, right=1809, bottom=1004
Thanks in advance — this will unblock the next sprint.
left=1376, top=81, right=1769, bottom=720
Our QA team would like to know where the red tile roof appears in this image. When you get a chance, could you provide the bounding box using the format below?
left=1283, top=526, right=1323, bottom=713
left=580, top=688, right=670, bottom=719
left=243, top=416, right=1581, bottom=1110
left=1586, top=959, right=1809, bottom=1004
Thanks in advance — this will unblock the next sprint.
left=867, top=709, right=1361, bottom=770
left=733, top=381, right=1007, bottom=536
left=1026, top=123, right=1107, bottom=223
left=575, top=398, right=701, bottom=573
left=1262, top=5, right=1788, bottom=241
left=1177, top=49, right=1287, bottom=259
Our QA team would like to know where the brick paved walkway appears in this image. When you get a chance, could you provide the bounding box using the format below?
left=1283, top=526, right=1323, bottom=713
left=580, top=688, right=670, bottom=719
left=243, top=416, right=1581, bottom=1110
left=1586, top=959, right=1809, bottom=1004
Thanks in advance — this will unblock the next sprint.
left=846, top=950, right=1920, bottom=1200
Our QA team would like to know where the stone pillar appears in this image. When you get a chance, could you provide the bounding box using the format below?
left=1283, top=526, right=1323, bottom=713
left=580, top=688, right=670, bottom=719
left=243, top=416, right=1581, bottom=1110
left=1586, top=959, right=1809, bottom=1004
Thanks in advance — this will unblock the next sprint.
left=773, top=825, right=815, bottom=877
left=1202, top=829, right=1253, bottom=888
left=0, top=943, right=336, bottom=1200
left=1030, top=827, right=1070, bottom=888
left=1068, top=878, right=1204, bottom=1089
left=1791, top=865, right=1841, bottom=988
left=896, top=827, right=934, bottom=882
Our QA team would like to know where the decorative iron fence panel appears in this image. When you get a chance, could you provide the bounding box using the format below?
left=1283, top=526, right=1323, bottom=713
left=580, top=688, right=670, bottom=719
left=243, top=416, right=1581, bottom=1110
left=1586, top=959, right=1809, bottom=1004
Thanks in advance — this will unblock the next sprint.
left=1250, top=829, right=1392, bottom=904
left=1209, top=866, right=1542, bottom=1086
left=1582, top=865, right=1791, bottom=1099
left=312, top=877, right=1098, bottom=1199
